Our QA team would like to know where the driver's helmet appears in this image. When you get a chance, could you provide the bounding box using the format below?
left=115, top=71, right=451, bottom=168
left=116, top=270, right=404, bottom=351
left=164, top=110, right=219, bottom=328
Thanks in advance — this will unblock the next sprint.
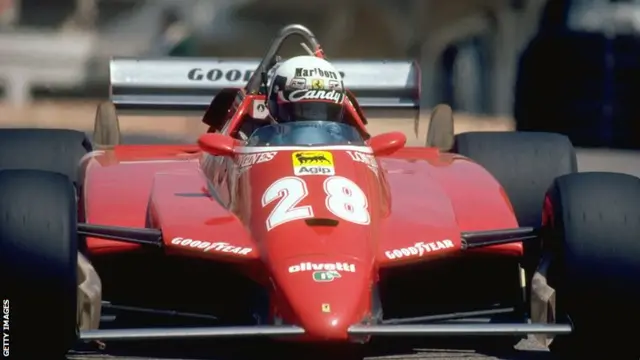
left=267, top=56, right=346, bottom=123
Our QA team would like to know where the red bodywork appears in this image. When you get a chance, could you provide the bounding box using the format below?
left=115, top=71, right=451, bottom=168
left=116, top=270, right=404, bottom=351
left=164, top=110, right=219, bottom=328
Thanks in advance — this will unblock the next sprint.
left=81, top=79, right=521, bottom=342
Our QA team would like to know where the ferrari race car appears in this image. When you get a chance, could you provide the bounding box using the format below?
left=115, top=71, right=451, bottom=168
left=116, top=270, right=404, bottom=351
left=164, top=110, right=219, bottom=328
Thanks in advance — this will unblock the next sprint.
left=2, top=24, right=640, bottom=359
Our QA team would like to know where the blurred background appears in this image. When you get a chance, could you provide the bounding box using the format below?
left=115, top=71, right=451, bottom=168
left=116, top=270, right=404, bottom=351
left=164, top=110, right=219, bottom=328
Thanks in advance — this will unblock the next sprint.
left=0, top=0, right=639, bottom=148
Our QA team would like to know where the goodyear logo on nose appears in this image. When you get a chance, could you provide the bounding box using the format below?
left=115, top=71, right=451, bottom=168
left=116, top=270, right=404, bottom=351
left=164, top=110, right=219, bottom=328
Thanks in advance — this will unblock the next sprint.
left=292, top=151, right=335, bottom=176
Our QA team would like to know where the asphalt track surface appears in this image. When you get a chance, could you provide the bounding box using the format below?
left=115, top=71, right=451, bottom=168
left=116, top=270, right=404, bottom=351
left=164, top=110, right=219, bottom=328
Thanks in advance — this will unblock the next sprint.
left=66, top=131, right=640, bottom=360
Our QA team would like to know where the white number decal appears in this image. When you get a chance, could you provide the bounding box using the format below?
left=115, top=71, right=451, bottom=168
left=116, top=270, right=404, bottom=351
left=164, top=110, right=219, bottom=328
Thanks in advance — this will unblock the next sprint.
left=262, top=176, right=314, bottom=231
left=324, top=176, right=370, bottom=225
left=262, top=176, right=370, bottom=230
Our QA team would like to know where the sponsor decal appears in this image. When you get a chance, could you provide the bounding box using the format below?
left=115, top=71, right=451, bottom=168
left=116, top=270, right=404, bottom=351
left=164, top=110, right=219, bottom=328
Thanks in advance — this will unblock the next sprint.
left=187, top=68, right=254, bottom=83
left=187, top=68, right=346, bottom=83
left=278, top=89, right=343, bottom=104
left=295, top=67, right=339, bottom=79
left=328, top=80, right=342, bottom=90
left=313, top=270, right=341, bottom=282
left=171, top=237, right=252, bottom=255
left=346, top=151, right=378, bottom=175
left=346, top=151, right=377, bottom=168
left=236, top=152, right=277, bottom=168
left=289, top=262, right=356, bottom=282
left=289, top=262, right=356, bottom=273
left=289, top=77, right=307, bottom=89
left=292, top=151, right=335, bottom=176
left=385, top=240, right=455, bottom=260
left=294, top=151, right=333, bottom=164
left=251, top=99, right=269, bottom=119
left=296, top=166, right=334, bottom=175
left=311, top=79, right=324, bottom=89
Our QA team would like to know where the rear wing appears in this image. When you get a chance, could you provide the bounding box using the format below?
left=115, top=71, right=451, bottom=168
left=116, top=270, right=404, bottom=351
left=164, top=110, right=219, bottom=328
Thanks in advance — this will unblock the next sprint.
left=109, top=58, right=421, bottom=113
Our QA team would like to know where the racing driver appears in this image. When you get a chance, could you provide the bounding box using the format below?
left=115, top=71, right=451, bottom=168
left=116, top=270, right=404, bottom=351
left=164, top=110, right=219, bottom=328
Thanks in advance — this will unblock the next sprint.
left=247, top=55, right=358, bottom=146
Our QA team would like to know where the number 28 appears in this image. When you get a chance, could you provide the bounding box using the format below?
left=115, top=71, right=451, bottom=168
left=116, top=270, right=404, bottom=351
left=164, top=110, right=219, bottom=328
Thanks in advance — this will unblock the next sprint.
left=261, top=176, right=370, bottom=231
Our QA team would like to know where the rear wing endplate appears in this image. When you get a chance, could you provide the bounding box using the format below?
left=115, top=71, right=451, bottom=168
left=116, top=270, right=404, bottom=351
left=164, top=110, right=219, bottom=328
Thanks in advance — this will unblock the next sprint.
left=109, top=58, right=420, bottom=113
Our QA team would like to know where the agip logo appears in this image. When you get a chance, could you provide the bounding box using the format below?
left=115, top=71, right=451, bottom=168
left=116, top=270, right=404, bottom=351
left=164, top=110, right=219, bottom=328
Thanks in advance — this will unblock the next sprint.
left=291, top=151, right=335, bottom=176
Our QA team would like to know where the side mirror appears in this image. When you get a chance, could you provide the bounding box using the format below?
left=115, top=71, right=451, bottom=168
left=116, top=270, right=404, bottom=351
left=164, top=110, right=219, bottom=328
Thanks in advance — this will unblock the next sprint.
left=197, top=133, right=236, bottom=156
left=369, top=131, right=406, bottom=156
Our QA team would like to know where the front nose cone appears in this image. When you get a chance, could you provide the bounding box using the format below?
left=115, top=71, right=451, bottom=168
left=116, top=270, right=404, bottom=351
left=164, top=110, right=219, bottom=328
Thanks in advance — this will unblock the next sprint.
left=274, top=259, right=371, bottom=341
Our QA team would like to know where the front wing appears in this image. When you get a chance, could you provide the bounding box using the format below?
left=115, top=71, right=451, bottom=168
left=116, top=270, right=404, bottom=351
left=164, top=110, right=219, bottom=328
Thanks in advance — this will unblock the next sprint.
left=78, top=224, right=570, bottom=343
left=80, top=323, right=570, bottom=342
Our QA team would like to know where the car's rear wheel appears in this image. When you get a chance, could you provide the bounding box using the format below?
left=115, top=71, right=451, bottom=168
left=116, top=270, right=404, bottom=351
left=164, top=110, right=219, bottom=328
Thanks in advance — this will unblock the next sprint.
left=454, top=131, right=577, bottom=276
left=544, top=172, right=640, bottom=358
left=454, top=131, right=577, bottom=268
left=453, top=132, right=577, bottom=228
left=0, top=128, right=91, bottom=185
left=0, top=170, right=79, bottom=358
left=453, top=131, right=577, bottom=352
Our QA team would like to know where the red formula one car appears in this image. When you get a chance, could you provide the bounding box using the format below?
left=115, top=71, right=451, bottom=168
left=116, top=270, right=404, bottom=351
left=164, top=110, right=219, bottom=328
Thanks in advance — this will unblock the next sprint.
left=2, top=24, right=640, bottom=359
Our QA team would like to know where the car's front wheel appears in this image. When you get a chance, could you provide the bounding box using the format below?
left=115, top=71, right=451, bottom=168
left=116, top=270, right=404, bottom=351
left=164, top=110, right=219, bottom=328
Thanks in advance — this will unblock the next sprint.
left=543, top=172, right=640, bottom=358
left=0, top=170, right=79, bottom=358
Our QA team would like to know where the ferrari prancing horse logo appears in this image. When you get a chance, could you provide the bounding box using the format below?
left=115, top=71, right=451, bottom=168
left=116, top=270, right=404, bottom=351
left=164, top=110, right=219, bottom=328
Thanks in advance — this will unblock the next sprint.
left=311, top=79, right=324, bottom=89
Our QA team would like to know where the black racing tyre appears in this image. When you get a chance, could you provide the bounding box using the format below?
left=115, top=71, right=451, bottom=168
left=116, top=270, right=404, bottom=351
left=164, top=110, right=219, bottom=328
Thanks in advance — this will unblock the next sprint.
left=544, top=172, right=640, bottom=358
left=452, top=132, right=577, bottom=351
left=0, top=170, right=78, bottom=358
left=453, top=132, right=577, bottom=228
left=454, top=132, right=577, bottom=271
left=0, top=128, right=91, bottom=185
left=93, top=101, right=121, bottom=149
